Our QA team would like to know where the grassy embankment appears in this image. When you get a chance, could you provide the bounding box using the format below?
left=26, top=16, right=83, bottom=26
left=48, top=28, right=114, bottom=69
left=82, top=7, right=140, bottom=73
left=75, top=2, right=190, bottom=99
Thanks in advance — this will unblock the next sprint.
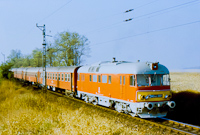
left=0, top=80, right=162, bottom=135
left=1, top=72, right=199, bottom=134
left=168, top=72, right=200, bottom=125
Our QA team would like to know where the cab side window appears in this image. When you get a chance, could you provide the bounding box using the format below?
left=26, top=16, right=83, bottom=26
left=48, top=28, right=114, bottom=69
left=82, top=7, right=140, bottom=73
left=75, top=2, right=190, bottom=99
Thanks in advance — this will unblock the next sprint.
left=108, top=76, right=111, bottom=84
left=98, top=75, right=101, bottom=83
left=130, top=75, right=135, bottom=86
left=89, top=75, right=92, bottom=82
left=123, top=76, right=125, bottom=85
left=102, top=75, right=107, bottom=83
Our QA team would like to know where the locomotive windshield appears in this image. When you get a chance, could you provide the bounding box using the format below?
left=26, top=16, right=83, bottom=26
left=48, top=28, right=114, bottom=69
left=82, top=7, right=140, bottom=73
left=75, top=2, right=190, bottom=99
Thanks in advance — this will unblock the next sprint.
left=137, top=74, right=170, bottom=86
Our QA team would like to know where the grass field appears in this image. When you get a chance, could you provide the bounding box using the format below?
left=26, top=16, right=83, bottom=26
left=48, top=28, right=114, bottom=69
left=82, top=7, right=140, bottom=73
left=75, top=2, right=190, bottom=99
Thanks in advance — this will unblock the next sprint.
left=170, top=72, right=200, bottom=92
left=1, top=80, right=164, bottom=135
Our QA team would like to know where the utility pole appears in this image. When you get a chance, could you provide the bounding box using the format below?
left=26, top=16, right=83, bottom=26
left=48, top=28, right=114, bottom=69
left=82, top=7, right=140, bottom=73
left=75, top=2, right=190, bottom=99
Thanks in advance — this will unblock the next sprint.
left=1, top=52, right=5, bottom=63
left=36, top=24, right=47, bottom=90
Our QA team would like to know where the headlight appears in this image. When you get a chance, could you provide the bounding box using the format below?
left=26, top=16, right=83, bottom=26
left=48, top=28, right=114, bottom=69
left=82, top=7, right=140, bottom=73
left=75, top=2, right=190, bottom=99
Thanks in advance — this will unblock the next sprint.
left=145, top=95, right=149, bottom=100
left=164, top=95, right=168, bottom=99
left=138, top=95, right=145, bottom=100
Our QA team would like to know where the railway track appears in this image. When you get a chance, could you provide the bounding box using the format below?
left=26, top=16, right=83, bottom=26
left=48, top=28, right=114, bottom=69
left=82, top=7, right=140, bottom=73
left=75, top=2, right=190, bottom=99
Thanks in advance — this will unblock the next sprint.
left=45, top=89, right=200, bottom=135
left=151, top=118, right=200, bottom=135
left=49, top=90, right=200, bottom=134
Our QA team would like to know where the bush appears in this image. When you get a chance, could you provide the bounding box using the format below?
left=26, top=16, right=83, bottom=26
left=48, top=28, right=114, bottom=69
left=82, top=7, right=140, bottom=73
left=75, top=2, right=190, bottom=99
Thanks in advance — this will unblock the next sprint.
left=0, top=63, right=13, bottom=79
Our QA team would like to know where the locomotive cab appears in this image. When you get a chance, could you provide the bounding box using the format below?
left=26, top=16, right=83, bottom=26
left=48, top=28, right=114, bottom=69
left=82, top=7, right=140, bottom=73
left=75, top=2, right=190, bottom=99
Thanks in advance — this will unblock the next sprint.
left=133, top=70, right=175, bottom=118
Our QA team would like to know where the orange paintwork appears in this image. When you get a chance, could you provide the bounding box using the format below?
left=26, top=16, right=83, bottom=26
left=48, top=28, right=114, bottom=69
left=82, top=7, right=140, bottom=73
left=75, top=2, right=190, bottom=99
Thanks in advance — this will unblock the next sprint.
left=77, top=73, right=170, bottom=103
left=46, top=72, right=72, bottom=90
left=77, top=73, right=138, bottom=102
left=13, top=66, right=170, bottom=104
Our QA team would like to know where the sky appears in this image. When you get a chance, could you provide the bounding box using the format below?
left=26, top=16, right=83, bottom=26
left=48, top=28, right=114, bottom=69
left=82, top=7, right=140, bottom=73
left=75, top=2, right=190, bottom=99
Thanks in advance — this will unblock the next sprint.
left=0, top=0, right=200, bottom=70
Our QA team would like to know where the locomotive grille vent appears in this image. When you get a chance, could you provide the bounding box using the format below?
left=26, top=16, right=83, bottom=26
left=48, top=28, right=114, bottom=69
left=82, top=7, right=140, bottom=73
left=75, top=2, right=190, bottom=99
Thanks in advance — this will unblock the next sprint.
left=96, top=67, right=100, bottom=72
left=88, top=66, right=100, bottom=72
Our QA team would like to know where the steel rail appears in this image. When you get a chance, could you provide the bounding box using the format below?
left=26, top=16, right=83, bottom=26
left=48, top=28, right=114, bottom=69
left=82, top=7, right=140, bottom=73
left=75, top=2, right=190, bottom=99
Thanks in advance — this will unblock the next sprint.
left=156, top=117, right=200, bottom=135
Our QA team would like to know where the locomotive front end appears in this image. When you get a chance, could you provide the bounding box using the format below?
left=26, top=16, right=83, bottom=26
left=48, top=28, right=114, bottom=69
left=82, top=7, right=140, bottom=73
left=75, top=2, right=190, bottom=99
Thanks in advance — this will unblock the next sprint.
left=129, top=62, right=176, bottom=118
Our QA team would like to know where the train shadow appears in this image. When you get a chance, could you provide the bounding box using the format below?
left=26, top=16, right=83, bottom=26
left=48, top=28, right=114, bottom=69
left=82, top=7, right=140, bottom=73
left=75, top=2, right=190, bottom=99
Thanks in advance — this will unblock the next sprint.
left=167, top=91, right=200, bottom=126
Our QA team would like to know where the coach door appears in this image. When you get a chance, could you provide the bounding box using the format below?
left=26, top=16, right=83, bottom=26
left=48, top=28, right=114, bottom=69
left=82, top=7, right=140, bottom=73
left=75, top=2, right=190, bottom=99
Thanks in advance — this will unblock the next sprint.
left=120, top=75, right=125, bottom=100
left=71, top=73, right=73, bottom=91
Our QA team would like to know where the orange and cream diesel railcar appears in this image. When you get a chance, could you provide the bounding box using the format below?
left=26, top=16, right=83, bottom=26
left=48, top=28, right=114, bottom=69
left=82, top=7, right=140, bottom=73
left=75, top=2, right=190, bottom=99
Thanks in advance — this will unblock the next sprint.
left=11, top=60, right=175, bottom=118
left=76, top=61, right=175, bottom=118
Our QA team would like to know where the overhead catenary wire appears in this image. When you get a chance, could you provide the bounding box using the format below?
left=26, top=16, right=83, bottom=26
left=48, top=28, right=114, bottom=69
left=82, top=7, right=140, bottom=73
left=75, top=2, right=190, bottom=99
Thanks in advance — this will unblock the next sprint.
left=133, top=0, right=200, bottom=20
left=38, top=0, right=73, bottom=23
left=83, top=0, right=200, bottom=36
left=15, top=0, right=73, bottom=47
left=91, top=20, right=200, bottom=47
left=69, top=0, right=160, bottom=28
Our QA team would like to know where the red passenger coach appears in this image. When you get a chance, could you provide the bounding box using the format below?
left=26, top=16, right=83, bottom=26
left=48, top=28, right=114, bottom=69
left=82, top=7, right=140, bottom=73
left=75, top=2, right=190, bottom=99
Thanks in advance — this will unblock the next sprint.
left=46, top=66, right=80, bottom=93
left=76, top=60, right=175, bottom=118
left=13, top=68, right=26, bottom=80
left=26, top=67, right=42, bottom=84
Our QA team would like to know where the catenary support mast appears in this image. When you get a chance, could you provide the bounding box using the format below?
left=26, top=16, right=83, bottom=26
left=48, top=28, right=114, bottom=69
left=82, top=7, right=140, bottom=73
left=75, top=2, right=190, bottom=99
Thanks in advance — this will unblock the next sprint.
left=36, top=24, right=47, bottom=89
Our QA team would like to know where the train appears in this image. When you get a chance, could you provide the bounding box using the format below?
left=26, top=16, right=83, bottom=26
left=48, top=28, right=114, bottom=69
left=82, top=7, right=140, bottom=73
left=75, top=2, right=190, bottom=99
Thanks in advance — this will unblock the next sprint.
left=11, top=58, right=175, bottom=118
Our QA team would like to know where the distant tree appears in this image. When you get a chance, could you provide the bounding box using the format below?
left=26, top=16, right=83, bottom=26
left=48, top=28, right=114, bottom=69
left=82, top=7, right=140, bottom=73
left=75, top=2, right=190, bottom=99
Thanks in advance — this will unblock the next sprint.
left=46, top=45, right=57, bottom=67
left=55, top=31, right=90, bottom=66
left=30, top=48, right=43, bottom=67
left=22, top=55, right=31, bottom=67
left=7, top=49, right=23, bottom=68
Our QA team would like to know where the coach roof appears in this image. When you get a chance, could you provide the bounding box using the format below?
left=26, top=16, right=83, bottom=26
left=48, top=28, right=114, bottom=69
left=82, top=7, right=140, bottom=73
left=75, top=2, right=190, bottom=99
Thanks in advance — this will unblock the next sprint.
left=46, top=66, right=79, bottom=72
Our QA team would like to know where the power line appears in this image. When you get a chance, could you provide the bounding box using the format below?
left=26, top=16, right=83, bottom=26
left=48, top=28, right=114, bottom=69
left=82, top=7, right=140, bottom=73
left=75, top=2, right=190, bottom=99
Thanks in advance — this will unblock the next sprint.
left=69, top=0, right=161, bottom=29
left=84, top=0, right=200, bottom=36
left=134, top=0, right=161, bottom=9
left=133, top=0, right=200, bottom=20
left=91, top=20, right=200, bottom=47
left=38, top=0, right=73, bottom=23
left=138, top=1, right=200, bottom=20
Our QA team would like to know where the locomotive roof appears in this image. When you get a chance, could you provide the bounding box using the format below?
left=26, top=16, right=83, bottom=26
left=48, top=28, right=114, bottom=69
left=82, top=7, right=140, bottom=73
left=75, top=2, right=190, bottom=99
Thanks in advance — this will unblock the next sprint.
left=78, top=61, right=169, bottom=74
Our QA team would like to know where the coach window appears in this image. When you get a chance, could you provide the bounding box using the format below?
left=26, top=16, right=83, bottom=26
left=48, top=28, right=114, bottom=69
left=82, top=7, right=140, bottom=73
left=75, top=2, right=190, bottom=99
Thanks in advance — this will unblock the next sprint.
left=130, top=75, right=135, bottom=86
left=123, top=76, right=125, bottom=85
left=56, top=74, right=57, bottom=80
left=98, top=75, right=101, bottom=83
left=93, top=75, right=97, bottom=82
left=102, top=75, right=107, bottom=83
left=89, top=75, right=92, bottom=82
left=50, top=73, right=52, bottom=79
left=59, top=73, right=60, bottom=81
left=108, top=76, right=111, bottom=84
left=62, top=73, right=64, bottom=81
left=65, top=74, right=67, bottom=82
left=53, top=73, right=54, bottom=80
left=68, top=74, right=70, bottom=82
left=48, top=73, right=49, bottom=79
